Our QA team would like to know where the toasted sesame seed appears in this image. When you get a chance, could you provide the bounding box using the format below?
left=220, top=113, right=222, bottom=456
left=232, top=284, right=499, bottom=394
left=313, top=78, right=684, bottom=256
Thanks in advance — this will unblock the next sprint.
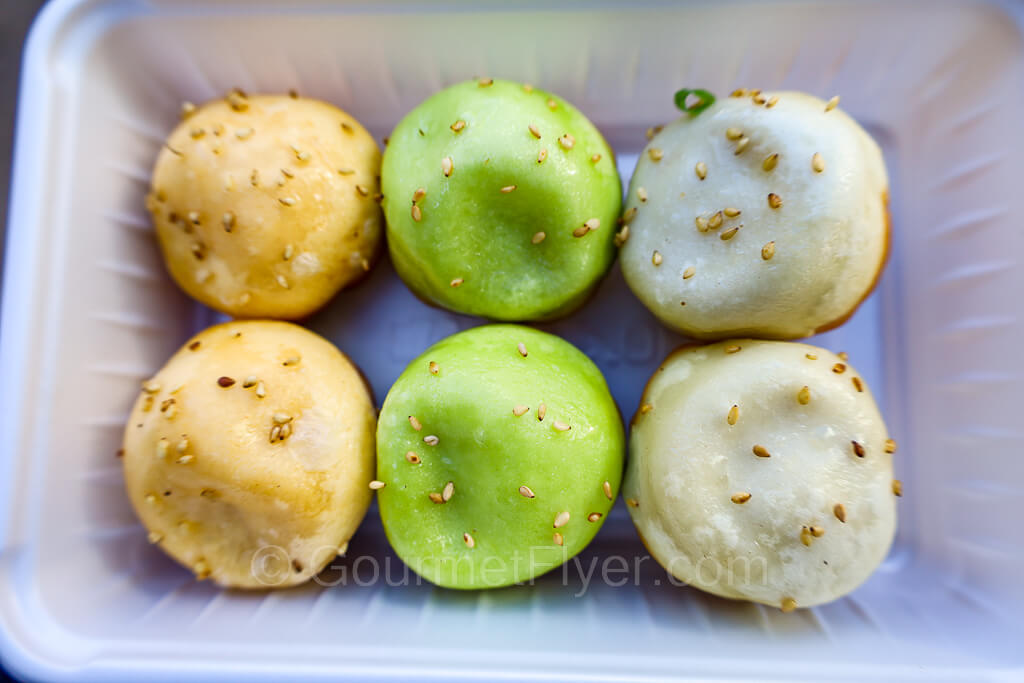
left=753, top=445, right=771, bottom=458
left=640, top=403, right=653, bottom=414
left=781, top=597, right=797, bottom=612
left=892, top=479, right=903, bottom=496
left=478, top=77, right=493, bottom=87
left=255, top=381, right=266, bottom=399
left=176, top=454, right=194, bottom=465
left=708, top=211, right=723, bottom=230
left=282, top=244, right=294, bottom=261
left=587, top=512, right=602, bottom=522
left=189, top=127, right=205, bottom=140
left=553, top=532, right=564, bottom=546
left=584, top=218, right=600, bottom=232
left=517, top=342, right=528, bottom=357
left=720, top=226, right=740, bottom=240
left=573, top=225, right=590, bottom=238
left=851, top=376, right=864, bottom=392
left=411, top=204, right=422, bottom=221
left=797, top=386, right=811, bottom=405
left=695, top=161, right=707, bottom=180
left=409, top=415, right=422, bottom=431
left=269, top=425, right=282, bottom=443
left=834, top=503, right=846, bottom=522
left=450, top=278, right=464, bottom=288
left=450, top=119, right=466, bottom=133
left=613, top=226, right=630, bottom=247
left=442, top=481, right=454, bottom=502
left=242, top=376, right=257, bottom=388
left=369, top=480, right=386, bottom=490
left=513, top=405, right=530, bottom=417
left=559, top=134, right=575, bottom=150
left=812, top=153, right=825, bottom=173
left=553, top=511, right=570, bottom=528
left=426, top=361, right=439, bottom=376
left=405, top=451, right=421, bottom=464
left=159, top=397, right=175, bottom=412
left=547, top=98, right=558, bottom=110
left=727, top=405, right=739, bottom=425
left=217, top=376, right=236, bottom=388
left=825, top=95, right=839, bottom=112
left=767, top=193, right=783, bottom=210
left=800, top=527, right=813, bottom=546
left=464, top=532, right=475, bottom=548
left=648, top=148, right=664, bottom=162
left=621, top=207, right=638, bottom=224
left=852, top=440, right=866, bottom=457
left=147, top=531, right=163, bottom=544
left=278, top=197, right=296, bottom=207
left=413, top=188, right=426, bottom=203
left=637, top=187, right=648, bottom=202
left=723, top=208, right=741, bottom=218
left=651, top=250, right=663, bottom=266
left=833, top=363, right=846, bottom=374
left=591, top=153, right=601, bottom=162
left=810, top=525, right=825, bottom=538
left=529, top=123, right=541, bottom=139
left=805, top=353, right=818, bottom=361
left=725, top=127, right=743, bottom=140
left=355, top=184, right=370, bottom=197
left=340, top=121, right=353, bottom=133
left=725, top=345, right=741, bottom=354
left=884, top=438, right=897, bottom=454
left=603, top=481, right=613, bottom=499
left=272, top=412, right=292, bottom=425
left=519, top=485, right=535, bottom=498
left=552, top=420, right=571, bottom=432
left=424, top=435, right=439, bottom=446
left=187, top=210, right=201, bottom=225
left=537, top=403, right=546, bottom=421
left=734, top=137, right=750, bottom=155
left=626, top=498, right=639, bottom=508
left=429, top=492, right=444, bottom=504
left=731, top=492, right=752, bottom=504
left=762, top=153, right=779, bottom=172
left=500, top=185, right=517, bottom=193
left=442, top=156, right=453, bottom=177
left=532, top=231, right=546, bottom=244
left=752, top=94, right=766, bottom=105
left=761, top=241, right=776, bottom=260
left=695, top=216, right=710, bottom=232
left=187, top=341, right=200, bottom=351
left=338, top=167, right=355, bottom=175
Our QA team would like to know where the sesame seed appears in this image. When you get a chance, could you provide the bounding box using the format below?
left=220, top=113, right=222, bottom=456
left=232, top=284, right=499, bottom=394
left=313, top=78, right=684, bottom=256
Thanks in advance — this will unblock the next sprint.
left=720, top=226, right=740, bottom=240
left=805, top=353, right=817, bottom=361
left=761, top=241, right=776, bottom=260
left=532, top=231, right=546, bottom=244
left=513, top=405, right=530, bottom=417
left=442, top=480, right=454, bottom=502
left=176, top=454, right=194, bottom=465
left=450, top=278, right=464, bottom=288
left=752, top=94, right=766, bottom=105
left=734, top=137, right=750, bottom=155
left=753, top=445, right=771, bottom=458
left=187, top=211, right=201, bottom=225
left=800, top=527, right=813, bottom=546
left=529, top=123, right=541, bottom=139
left=731, top=492, right=752, bottom=504
left=766, top=96, right=779, bottom=108
left=156, top=438, right=169, bottom=459
left=553, top=511, right=570, bottom=528
left=190, top=127, right=205, bottom=140
left=159, top=397, right=175, bottom=412
left=573, top=224, right=590, bottom=238
left=812, top=153, right=825, bottom=173
left=723, top=207, right=741, bottom=218
left=762, top=153, right=779, bottom=172
left=341, top=122, right=353, bottom=133
left=649, top=148, right=664, bottom=162
left=892, top=479, right=903, bottom=497
left=651, top=250, right=663, bottom=266
left=235, top=127, right=254, bottom=140
left=781, top=597, right=797, bottom=613
left=450, top=119, right=466, bottom=133
left=355, top=185, right=370, bottom=197
left=810, top=525, right=825, bottom=537
left=242, top=376, right=258, bottom=388
left=603, top=481, right=613, bottom=499
left=283, top=244, right=294, bottom=260
left=547, top=98, right=558, bottom=110
left=537, top=403, right=546, bottom=421
left=797, top=386, right=810, bottom=405
left=695, top=216, right=710, bottom=232
left=442, top=157, right=453, bottom=177
left=768, top=193, right=782, bottom=209
left=851, top=377, right=864, bottom=392
left=428, top=361, right=439, bottom=376
left=613, top=226, right=630, bottom=247
left=626, top=498, right=639, bottom=508
left=411, top=204, right=422, bottom=221
left=591, top=153, right=601, bottom=162
left=429, top=492, right=444, bottom=504
left=637, top=187, right=648, bottom=202
left=500, top=185, right=517, bottom=193
left=424, top=435, right=439, bottom=446
left=552, top=420, right=571, bottom=432
left=519, top=485, right=535, bottom=498
left=725, top=127, right=743, bottom=140
left=409, top=415, right=422, bottom=430
left=725, top=345, right=741, bottom=354
left=142, top=380, right=161, bottom=393
left=852, top=440, right=866, bottom=457
left=559, top=134, right=575, bottom=150
left=413, top=188, right=427, bottom=203
left=269, top=425, right=281, bottom=443
left=217, top=376, right=235, bottom=388
left=180, top=101, right=196, bottom=118
left=478, top=77, right=493, bottom=87
left=250, top=169, right=259, bottom=187
left=640, top=403, right=653, bottom=414
left=695, top=161, right=707, bottom=180
left=553, top=532, right=564, bottom=546
left=524, top=83, right=535, bottom=93
left=405, top=451, right=421, bottom=464
left=464, top=532, right=475, bottom=548
left=621, top=207, right=638, bottom=224
left=221, top=211, right=236, bottom=232
left=584, top=218, right=600, bottom=232
left=279, top=197, right=296, bottom=206
left=587, top=512, right=602, bottom=522
left=369, top=480, right=386, bottom=490
left=272, top=412, right=292, bottom=425
left=834, top=503, right=846, bottom=522
left=145, top=493, right=157, bottom=505
left=255, top=381, right=266, bottom=399
left=727, top=405, right=739, bottom=425
left=825, top=95, right=839, bottom=112
left=338, top=167, right=355, bottom=175
left=884, top=438, right=897, bottom=454
left=833, top=363, right=846, bottom=374
left=194, top=560, right=211, bottom=579
left=147, top=531, right=163, bottom=544
left=276, top=274, right=290, bottom=289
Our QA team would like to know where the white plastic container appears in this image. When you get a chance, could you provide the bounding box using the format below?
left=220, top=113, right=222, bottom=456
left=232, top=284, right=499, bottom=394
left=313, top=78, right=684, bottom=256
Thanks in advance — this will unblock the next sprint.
left=3, top=0, right=1024, bottom=679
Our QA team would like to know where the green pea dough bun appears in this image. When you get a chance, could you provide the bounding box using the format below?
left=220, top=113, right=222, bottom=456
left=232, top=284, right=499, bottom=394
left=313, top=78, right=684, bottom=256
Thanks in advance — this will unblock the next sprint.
left=381, top=79, right=622, bottom=321
left=376, top=324, right=624, bottom=589
left=624, top=340, right=899, bottom=611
